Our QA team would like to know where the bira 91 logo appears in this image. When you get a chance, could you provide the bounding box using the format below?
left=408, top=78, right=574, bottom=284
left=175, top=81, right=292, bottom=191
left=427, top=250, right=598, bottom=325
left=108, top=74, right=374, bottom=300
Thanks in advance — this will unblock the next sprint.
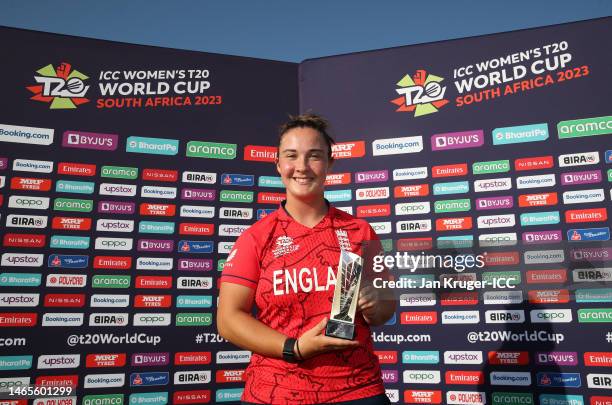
left=391, top=70, right=449, bottom=117
left=26, top=62, right=90, bottom=109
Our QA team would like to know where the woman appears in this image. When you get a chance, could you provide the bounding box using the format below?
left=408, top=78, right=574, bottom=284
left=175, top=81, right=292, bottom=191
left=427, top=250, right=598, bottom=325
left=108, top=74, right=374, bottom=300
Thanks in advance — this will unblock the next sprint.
left=218, top=114, right=395, bottom=404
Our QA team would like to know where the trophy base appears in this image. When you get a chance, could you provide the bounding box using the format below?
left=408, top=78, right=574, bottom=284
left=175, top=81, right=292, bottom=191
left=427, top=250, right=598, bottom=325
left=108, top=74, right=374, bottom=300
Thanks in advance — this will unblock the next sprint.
left=325, top=319, right=355, bottom=340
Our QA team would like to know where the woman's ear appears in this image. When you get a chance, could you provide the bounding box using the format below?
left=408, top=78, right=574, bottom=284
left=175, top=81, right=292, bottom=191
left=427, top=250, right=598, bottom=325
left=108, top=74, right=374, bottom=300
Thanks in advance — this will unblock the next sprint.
left=275, top=157, right=281, bottom=175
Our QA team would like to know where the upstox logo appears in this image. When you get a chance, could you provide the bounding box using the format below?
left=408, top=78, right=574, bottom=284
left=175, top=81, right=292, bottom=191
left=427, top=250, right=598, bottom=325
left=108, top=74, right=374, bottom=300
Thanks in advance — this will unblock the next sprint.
left=391, top=69, right=449, bottom=117
left=27, top=62, right=90, bottom=109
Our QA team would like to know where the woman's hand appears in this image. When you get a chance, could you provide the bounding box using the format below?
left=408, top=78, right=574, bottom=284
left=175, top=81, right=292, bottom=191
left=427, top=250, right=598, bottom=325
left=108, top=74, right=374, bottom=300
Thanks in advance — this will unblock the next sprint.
left=357, top=285, right=379, bottom=323
left=296, top=317, right=359, bottom=360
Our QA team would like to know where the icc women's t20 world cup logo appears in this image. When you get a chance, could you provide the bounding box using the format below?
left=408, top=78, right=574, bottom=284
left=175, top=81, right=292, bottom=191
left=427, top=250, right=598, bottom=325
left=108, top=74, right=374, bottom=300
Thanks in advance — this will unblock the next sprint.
left=27, top=62, right=90, bottom=109
left=391, top=69, right=449, bottom=117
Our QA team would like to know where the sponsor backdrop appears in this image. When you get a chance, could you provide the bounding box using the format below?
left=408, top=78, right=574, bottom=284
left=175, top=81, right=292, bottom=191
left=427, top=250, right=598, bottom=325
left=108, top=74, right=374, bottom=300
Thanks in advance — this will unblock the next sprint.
left=300, top=17, right=612, bottom=405
left=0, top=17, right=611, bottom=405
left=0, top=26, right=298, bottom=405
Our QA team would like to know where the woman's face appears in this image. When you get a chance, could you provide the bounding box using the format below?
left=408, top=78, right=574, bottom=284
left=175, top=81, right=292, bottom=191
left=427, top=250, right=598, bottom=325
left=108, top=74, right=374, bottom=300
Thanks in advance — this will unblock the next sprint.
left=276, top=127, right=332, bottom=203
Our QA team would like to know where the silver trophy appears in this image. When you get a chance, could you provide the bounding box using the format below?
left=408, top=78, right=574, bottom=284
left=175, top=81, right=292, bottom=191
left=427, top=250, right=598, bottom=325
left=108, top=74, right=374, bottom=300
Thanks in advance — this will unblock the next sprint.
left=326, top=250, right=363, bottom=340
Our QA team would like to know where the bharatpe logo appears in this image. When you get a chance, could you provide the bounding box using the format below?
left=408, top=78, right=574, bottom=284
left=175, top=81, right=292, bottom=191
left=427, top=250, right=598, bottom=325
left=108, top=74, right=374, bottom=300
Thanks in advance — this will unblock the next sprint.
left=27, top=62, right=90, bottom=109
left=391, top=69, right=449, bottom=117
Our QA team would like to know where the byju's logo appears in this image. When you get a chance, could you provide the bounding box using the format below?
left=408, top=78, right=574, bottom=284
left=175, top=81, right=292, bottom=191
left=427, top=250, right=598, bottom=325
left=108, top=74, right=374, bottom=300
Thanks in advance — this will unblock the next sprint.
left=27, top=62, right=90, bottom=109
left=391, top=70, right=449, bottom=117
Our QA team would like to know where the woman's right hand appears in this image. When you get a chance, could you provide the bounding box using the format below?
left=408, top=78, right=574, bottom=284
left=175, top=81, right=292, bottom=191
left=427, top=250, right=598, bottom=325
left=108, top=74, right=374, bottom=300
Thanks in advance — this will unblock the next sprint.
left=296, top=317, right=360, bottom=360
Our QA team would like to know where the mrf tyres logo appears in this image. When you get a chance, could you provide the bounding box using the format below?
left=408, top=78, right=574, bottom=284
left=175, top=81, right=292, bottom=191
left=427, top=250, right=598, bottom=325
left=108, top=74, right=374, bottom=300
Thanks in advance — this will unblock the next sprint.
left=391, top=69, right=449, bottom=117
left=27, top=62, right=90, bottom=109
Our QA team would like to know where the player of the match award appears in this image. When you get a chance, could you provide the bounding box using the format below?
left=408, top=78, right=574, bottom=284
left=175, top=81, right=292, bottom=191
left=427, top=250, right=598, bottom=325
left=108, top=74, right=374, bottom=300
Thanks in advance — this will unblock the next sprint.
left=326, top=250, right=363, bottom=340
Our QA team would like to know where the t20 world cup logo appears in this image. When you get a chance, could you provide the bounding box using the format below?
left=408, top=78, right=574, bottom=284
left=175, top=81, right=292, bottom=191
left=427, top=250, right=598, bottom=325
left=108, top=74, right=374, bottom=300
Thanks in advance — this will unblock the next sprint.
left=27, top=62, right=90, bottom=109
left=391, top=69, right=448, bottom=117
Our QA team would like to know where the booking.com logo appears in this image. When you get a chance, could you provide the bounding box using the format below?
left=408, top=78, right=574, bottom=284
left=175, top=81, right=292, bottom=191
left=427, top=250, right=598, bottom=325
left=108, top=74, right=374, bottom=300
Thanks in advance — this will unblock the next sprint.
left=391, top=69, right=449, bottom=117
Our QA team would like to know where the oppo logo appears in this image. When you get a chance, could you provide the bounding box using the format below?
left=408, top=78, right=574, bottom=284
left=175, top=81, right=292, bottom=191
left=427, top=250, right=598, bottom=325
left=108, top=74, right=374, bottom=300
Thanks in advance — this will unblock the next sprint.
left=133, top=313, right=171, bottom=326
left=8, top=195, right=50, bottom=209
left=95, top=237, right=133, bottom=250
left=370, top=222, right=392, bottom=234
left=403, top=370, right=441, bottom=384
left=531, top=309, right=572, bottom=323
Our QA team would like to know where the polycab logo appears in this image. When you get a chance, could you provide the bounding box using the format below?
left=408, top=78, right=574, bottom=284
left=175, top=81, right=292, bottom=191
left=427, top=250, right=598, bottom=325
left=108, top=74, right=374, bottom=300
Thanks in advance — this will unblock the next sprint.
left=331, top=141, right=365, bottom=159
left=27, top=62, right=90, bottom=109
left=86, top=353, right=126, bottom=368
left=391, top=69, right=449, bottom=117
left=356, top=186, right=389, bottom=200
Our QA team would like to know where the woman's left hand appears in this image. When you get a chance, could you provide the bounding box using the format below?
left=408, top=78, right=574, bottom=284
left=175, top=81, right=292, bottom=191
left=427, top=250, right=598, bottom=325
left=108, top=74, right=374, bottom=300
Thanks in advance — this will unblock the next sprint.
left=357, top=285, right=379, bottom=323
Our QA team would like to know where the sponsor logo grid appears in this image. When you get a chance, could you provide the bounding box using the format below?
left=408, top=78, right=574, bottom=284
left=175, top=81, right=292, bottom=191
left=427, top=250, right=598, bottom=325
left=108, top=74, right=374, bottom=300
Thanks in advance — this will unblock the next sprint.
left=1, top=20, right=612, bottom=405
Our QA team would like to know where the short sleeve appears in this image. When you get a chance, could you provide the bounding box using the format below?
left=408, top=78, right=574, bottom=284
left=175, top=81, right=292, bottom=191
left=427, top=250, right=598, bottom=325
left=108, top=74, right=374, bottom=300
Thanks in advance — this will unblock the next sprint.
left=219, top=231, right=260, bottom=289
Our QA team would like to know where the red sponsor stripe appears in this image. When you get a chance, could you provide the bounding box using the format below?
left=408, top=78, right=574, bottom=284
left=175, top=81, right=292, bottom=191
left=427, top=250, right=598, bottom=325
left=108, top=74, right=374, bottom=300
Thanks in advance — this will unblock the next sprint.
left=134, top=295, right=172, bottom=308
left=488, top=351, right=529, bottom=365
left=484, top=251, right=520, bottom=266
left=44, top=294, right=85, bottom=307
left=591, top=397, right=612, bottom=405
left=397, top=238, right=433, bottom=251
left=432, top=163, right=468, bottom=178
left=135, top=276, right=173, bottom=289
left=179, top=223, right=215, bottom=235
left=57, top=162, right=97, bottom=177
left=518, top=192, right=558, bottom=207
left=374, top=351, right=398, bottom=364
left=3, top=233, right=46, bottom=247
left=357, top=204, right=390, bottom=218
left=401, top=312, right=437, bottom=324
left=85, top=353, right=127, bottom=368
left=445, top=371, right=484, bottom=384
left=584, top=352, right=612, bottom=367
left=435, top=217, right=472, bottom=231
left=174, top=352, right=212, bottom=365
left=173, top=390, right=211, bottom=404
left=0, top=312, right=37, bottom=327
left=139, top=203, right=176, bottom=216
left=514, top=155, right=554, bottom=171
left=441, top=292, right=479, bottom=306
left=404, top=390, right=442, bottom=404
left=331, top=141, right=366, bottom=159
left=35, top=375, right=78, bottom=387
left=394, top=184, right=429, bottom=198
left=257, top=192, right=285, bottom=204
left=52, top=216, right=92, bottom=231
left=10, top=177, right=52, bottom=191
left=244, top=145, right=277, bottom=162
left=215, top=369, right=245, bottom=383
left=528, top=289, right=570, bottom=304
left=142, top=168, right=178, bottom=182
left=565, top=208, right=607, bottom=223
left=93, top=256, right=132, bottom=269
left=526, top=269, right=567, bottom=284
left=325, top=173, right=351, bottom=185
